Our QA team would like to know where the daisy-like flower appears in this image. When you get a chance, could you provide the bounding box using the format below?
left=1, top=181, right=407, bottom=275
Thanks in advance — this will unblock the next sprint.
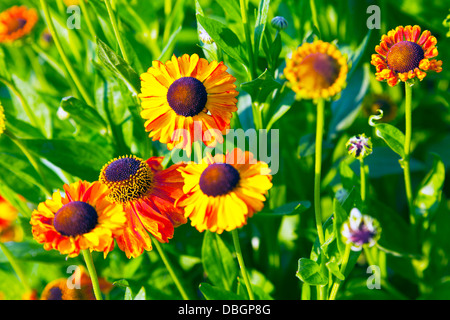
left=341, top=208, right=381, bottom=251
left=0, top=104, right=5, bottom=136
left=99, top=155, right=187, bottom=258
left=0, top=195, right=23, bottom=242
left=346, top=134, right=373, bottom=160
left=40, top=267, right=112, bottom=300
left=362, top=94, right=398, bottom=123
left=30, top=180, right=127, bottom=258
left=176, top=148, right=273, bottom=234
left=371, top=25, right=443, bottom=87
left=0, top=6, right=38, bottom=43
left=139, top=54, right=238, bottom=155
left=284, top=40, right=348, bottom=100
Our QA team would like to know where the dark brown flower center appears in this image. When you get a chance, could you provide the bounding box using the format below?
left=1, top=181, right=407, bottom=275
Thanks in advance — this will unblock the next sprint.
left=386, top=41, right=424, bottom=73
left=167, top=77, right=207, bottom=117
left=298, top=52, right=340, bottom=90
left=53, top=201, right=98, bottom=237
left=199, top=163, right=240, bottom=197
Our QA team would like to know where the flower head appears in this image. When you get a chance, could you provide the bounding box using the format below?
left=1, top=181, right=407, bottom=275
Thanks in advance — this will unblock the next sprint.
left=0, top=6, right=38, bottom=43
left=99, top=155, right=187, bottom=258
left=346, top=134, right=373, bottom=160
left=271, top=16, right=288, bottom=31
left=371, top=25, right=442, bottom=86
left=341, top=208, right=381, bottom=251
left=40, top=267, right=112, bottom=300
left=284, top=40, right=348, bottom=100
left=30, top=181, right=127, bottom=258
left=176, top=148, right=272, bottom=234
left=139, top=54, right=238, bottom=155
left=0, top=195, right=23, bottom=242
left=362, top=94, right=398, bottom=123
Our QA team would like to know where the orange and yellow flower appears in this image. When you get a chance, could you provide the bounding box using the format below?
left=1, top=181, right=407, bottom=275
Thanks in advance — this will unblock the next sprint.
left=0, top=6, right=38, bottom=43
left=30, top=180, right=126, bottom=258
left=40, top=267, right=112, bottom=300
left=371, top=25, right=443, bottom=87
left=0, top=195, right=23, bottom=242
left=99, top=155, right=187, bottom=258
left=176, top=148, right=273, bottom=234
left=139, top=54, right=238, bottom=155
left=284, top=40, right=348, bottom=100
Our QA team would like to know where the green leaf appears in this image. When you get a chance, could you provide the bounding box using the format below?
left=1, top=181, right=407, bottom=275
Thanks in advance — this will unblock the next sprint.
left=60, top=96, right=108, bottom=131
left=253, top=0, right=271, bottom=61
left=196, top=14, right=248, bottom=66
left=296, top=258, right=328, bottom=285
left=373, top=123, right=405, bottom=159
left=199, top=283, right=244, bottom=300
left=326, top=261, right=345, bottom=281
left=20, top=139, right=113, bottom=181
left=0, top=161, right=43, bottom=204
left=258, top=200, right=311, bottom=216
left=240, top=69, right=281, bottom=103
left=328, top=63, right=370, bottom=139
left=134, top=287, right=146, bottom=300
left=96, top=38, right=141, bottom=94
left=414, top=154, right=445, bottom=224
left=201, top=231, right=238, bottom=290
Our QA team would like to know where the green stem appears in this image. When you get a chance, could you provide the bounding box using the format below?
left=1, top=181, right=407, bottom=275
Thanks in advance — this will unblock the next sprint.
left=79, top=0, right=97, bottom=40
left=314, top=99, right=326, bottom=247
left=0, top=242, right=31, bottom=292
left=360, top=158, right=366, bottom=203
left=314, top=98, right=327, bottom=300
left=5, top=130, right=52, bottom=198
left=82, top=249, right=103, bottom=300
left=152, top=240, right=190, bottom=300
left=232, top=229, right=255, bottom=300
left=403, top=83, right=414, bottom=224
left=239, top=0, right=257, bottom=80
left=39, top=0, right=94, bottom=107
left=328, top=243, right=351, bottom=300
left=104, top=0, right=130, bottom=64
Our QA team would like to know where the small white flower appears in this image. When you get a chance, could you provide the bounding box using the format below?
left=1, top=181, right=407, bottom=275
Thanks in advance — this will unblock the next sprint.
left=346, top=134, right=373, bottom=160
left=341, top=208, right=381, bottom=251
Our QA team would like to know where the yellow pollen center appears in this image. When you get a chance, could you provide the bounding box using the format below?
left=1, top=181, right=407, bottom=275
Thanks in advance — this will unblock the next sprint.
left=99, top=156, right=154, bottom=203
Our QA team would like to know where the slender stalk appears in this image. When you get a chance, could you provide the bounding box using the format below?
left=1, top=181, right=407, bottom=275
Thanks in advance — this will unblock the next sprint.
left=328, top=243, right=351, bottom=300
left=5, top=130, right=52, bottom=198
left=232, top=229, right=255, bottom=300
left=360, top=158, right=366, bottom=203
left=104, top=0, right=130, bottom=64
left=39, top=0, right=94, bottom=107
left=0, top=242, right=31, bottom=292
left=152, top=240, right=190, bottom=300
left=314, top=98, right=327, bottom=300
left=314, top=99, right=326, bottom=246
left=239, top=0, right=257, bottom=80
left=78, top=0, right=97, bottom=40
left=82, top=249, right=103, bottom=300
left=403, top=83, right=414, bottom=224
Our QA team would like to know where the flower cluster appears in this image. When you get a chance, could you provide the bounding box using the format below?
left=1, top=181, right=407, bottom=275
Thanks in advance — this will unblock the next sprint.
left=341, top=208, right=381, bottom=251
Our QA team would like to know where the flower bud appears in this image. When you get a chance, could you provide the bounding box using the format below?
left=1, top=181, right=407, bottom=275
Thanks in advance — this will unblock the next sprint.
left=341, top=208, right=381, bottom=251
left=346, top=134, right=373, bottom=160
left=271, top=16, right=288, bottom=31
